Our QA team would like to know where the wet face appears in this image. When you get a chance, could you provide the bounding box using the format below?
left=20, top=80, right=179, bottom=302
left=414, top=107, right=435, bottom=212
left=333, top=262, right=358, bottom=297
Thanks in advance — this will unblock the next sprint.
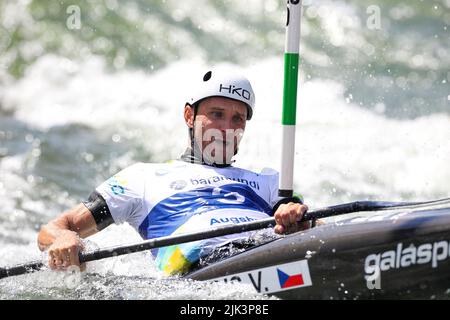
left=184, top=96, right=248, bottom=165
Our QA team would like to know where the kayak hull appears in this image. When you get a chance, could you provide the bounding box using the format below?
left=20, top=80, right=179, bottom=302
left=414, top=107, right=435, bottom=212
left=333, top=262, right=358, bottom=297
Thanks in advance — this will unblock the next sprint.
left=186, top=206, right=450, bottom=299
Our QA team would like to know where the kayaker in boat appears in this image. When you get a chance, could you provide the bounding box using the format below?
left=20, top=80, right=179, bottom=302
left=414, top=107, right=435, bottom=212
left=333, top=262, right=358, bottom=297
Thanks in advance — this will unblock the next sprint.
left=37, top=68, right=313, bottom=275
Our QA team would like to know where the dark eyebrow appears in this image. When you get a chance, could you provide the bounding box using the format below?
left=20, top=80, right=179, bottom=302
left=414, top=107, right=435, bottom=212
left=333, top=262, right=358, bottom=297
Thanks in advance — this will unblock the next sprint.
left=209, top=107, right=226, bottom=112
left=209, top=107, right=246, bottom=118
left=233, top=110, right=246, bottom=117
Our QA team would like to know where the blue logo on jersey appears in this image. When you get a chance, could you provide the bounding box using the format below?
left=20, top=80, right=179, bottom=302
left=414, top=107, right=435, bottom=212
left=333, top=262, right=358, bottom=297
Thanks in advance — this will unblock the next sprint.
left=110, top=185, right=125, bottom=195
left=107, top=176, right=127, bottom=195
left=190, top=176, right=260, bottom=190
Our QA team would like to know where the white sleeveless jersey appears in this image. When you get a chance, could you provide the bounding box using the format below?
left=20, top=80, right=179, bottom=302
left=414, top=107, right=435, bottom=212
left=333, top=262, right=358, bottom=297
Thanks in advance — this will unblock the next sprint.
left=95, top=160, right=280, bottom=274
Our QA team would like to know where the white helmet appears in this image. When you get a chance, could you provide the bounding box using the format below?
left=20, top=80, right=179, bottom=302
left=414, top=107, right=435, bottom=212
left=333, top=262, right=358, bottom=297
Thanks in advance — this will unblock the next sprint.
left=186, top=68, right=256, bottom=120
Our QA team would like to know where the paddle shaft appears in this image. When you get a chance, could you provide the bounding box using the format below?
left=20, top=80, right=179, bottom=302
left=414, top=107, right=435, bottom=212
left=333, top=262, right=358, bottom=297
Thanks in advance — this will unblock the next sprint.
left=2, top=197, right=449, bottom=279
left=279, top=0, right=302, bottom=198
left=0, top=217, right=276, bottom=280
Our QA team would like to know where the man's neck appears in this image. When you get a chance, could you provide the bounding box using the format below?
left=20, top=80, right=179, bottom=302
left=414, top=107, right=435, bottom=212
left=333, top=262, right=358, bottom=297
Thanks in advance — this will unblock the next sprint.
left=180, top=145, right=234, bottom=168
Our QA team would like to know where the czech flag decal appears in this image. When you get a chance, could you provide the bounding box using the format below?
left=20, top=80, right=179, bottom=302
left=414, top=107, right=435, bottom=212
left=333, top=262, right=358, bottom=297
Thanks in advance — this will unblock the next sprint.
left=211, top=260, right=312, bottom=294
left=277, top=268, right=305, bottom=288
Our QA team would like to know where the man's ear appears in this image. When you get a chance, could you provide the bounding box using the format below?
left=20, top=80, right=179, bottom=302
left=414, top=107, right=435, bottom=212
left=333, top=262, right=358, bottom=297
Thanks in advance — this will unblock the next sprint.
left=184, top=104, right=194, bottom=128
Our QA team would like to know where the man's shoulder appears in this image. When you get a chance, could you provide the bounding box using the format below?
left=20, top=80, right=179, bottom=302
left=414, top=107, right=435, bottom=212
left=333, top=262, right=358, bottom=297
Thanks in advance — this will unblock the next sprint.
left=226, top=165, right=279, bottom=178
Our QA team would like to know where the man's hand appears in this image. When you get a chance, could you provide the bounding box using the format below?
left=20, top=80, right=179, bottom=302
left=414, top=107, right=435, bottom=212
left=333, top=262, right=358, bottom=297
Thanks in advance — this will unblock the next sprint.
left=47, top=230, right=84, bottom=270
left=38, top=203, right=98, bottom=271
left=274, top=203, right=310, bottom=234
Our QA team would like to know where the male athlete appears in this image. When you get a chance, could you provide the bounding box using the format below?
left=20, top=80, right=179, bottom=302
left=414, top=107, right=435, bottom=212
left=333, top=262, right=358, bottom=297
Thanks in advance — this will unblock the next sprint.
left=38, top=68, right=311, bottom=275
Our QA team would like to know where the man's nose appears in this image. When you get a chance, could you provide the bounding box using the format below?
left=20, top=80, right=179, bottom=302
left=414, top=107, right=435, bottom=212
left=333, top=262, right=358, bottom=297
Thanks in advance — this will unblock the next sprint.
left=215, top=118, right=233, bottom=131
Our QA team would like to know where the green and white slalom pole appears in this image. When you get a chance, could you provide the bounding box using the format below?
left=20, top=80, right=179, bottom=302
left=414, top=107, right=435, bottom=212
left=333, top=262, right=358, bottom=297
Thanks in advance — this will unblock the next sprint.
left=279, top=0, right=302, bottom=198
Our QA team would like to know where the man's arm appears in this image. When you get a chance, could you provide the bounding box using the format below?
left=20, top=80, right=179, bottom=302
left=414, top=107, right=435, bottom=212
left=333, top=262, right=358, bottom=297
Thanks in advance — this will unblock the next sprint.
left=37, top=203, right=103, bottom=270
left=38, top=190, right=115, bottom=270
left=38, top=204, right=98, bottom=249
